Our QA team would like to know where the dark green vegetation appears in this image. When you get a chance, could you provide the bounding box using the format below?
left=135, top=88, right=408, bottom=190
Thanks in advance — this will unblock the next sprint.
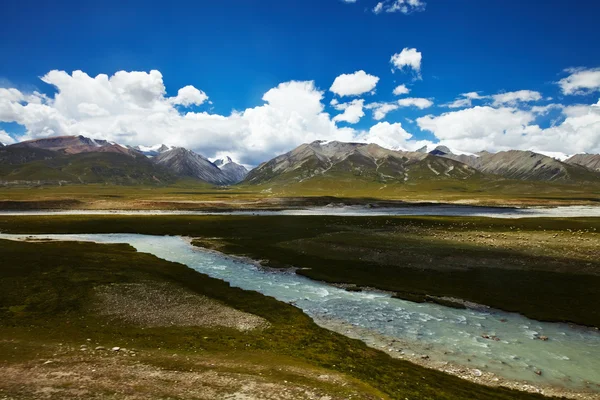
left=1, top=215, right=599, bottom=327
left=0, top=149, right=176, bottom=185
left=0, top=238, right=550, bottom=399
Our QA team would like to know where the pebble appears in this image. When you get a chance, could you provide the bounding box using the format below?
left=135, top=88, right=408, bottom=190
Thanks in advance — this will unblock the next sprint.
left=95, top=346, right=106, bottom=351
left=111, top=347, right=121, bottom=352
left=472, top=369, right=483, bottom=377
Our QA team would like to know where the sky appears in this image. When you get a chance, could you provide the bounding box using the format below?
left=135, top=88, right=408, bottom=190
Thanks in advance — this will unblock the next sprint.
left=1, top=0, right=599, bottom=165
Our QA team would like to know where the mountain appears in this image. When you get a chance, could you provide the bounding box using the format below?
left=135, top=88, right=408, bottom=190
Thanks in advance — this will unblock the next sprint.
left=0, top=151, right=176, bottom=185
left=11, top=135, right=140, bottom=157
left=132, top=144, right=173, bottom=157
left=566, top=154, right=600, bottom=173
left=244, top=141, right=480, bottom=185
left=152, top=147, right=229, bottom=185
left=0, top=136, right=175, bottom=185
left=214, top=156, right=249, bottom=183
left=429, top=146, right=598, bottom=182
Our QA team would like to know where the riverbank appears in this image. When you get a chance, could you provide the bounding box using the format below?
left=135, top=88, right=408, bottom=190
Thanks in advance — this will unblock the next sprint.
left=0, top=236, right=552, bottom=400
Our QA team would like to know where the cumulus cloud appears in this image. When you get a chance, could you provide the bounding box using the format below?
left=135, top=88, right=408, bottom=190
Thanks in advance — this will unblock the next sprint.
left=445, top=92, right=485, bottom=108
left=491, top=90, right=542, bottom=106
left=330, top=70, right=380, bottom=97
left=332, top=99, right=365, bottom=124
left=0, top=70, right=360, bottom=165
left=169, top=85, right=209, bottom=107
left=445, top=90, right=542, bottom=109
left=390, top=48, right=422, bottom=78
left=365, top=97, right=432, bottom=120
left=397, top=97, right=433, bottom=109
left=358, top=121, right=412, bottom=148
left=2, top=68, right=599, bottom=166
left=373, top=0, right=426, bottom=14
left=0, top=129, right=15, bottom=144
left=393, top=84, right=410, bottom=96
left=417, top=101, right=600, bottom=154
left=557, top=67, right=600, bottom=95
left=365, top=102, right=400, bottom=120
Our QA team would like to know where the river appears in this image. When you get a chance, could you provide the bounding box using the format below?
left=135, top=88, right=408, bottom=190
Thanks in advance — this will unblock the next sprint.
left=0, top=232, right=598, bottom=398
left=1, top=204, right=600, bottom=218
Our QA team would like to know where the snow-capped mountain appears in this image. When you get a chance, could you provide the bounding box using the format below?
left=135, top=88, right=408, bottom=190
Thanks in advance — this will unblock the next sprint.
left=214, top=156, right=249, bottom=183
left=132, top=144, right=174, bottom=157
left=152, top=149, right=247, bottom=185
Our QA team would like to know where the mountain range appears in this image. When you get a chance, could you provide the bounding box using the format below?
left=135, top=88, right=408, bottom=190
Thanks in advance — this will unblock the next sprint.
left=0, top=136, right=248, bottom=186
left=1, top=135, right=600, bottom=187
left=245, top=141, right=600, bottom=186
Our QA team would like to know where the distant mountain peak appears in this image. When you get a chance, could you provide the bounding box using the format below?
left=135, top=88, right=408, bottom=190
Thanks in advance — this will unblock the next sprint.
left=214, top=156, right=233, bottom=167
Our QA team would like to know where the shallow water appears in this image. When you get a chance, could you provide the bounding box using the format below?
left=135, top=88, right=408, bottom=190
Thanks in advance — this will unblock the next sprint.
left=2, top=232, right=599, bottom=394
left=1, top=204, right=600, bottom=218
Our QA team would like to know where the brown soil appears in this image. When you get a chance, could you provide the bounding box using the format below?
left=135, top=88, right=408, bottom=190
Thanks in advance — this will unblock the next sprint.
left=94, top=282, right=269, bottom=331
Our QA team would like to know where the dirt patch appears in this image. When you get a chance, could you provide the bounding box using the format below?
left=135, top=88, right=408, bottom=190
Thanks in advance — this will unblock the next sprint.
left=0, top=350, right=379, bottom=400
left=94, top=282, right=269, bottom=331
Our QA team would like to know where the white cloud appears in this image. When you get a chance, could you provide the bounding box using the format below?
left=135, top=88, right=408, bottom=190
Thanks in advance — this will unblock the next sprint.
left=393, top=84, right=410, bottom=96
left=332, top=99, right=365, bottom=124
left=359, top=121, right=412, bottom=149
left=341, top=0, right=357, bottom=2
left=491, top=90, right=542, bottom=106
left=397, top=97, right=433, bottom=109
left=0, top=70, right=360, bottom=166
left=330, top=70, right=379, bottom=97
left=445, top=92, right=486, bottom=108
left=390, top=48, right=422, bottom=78
left=0, top=129, right=15, bottom=144
left=417, top=101, right=600, bottom=155
left=445, top=90, right=542, bottom=108
left=374, top=0, right=426, bottom=14
left=365, top=102, right=399, bottom=120
left=169, top=85, right=209, bottom=107
left=557, top=67, right=600, bottom=95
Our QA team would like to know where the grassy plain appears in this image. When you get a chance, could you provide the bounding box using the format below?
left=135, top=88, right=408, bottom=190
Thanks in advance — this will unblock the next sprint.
left=0, top=238, right=551, bottom=400
left=1, top=177, right=600, bottom=210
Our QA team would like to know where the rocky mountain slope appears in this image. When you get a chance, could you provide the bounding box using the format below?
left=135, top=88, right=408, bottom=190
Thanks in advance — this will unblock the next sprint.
left=152, top=148, right=247, bottom=185
left=566, top=154, right=600, bottom=173
left=245, top=141, right=600, bottom=186
left=215, top=156, right=249, bottom=183
left=424, top=146, right=599, bottom=182
left=12, top=135, right=141, bottom=157
left=245, top=141, right=480, bottom=185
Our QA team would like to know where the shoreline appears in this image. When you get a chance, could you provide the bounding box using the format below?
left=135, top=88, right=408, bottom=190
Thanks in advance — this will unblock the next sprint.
left=313, top=316, right=600, bottom=400
left=1, top=203, right=600, bottom=219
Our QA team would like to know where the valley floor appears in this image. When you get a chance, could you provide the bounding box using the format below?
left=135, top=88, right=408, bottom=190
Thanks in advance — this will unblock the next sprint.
left=0, top=210, right=599, bottom=399
left=0, top=237, right=552, bottom=400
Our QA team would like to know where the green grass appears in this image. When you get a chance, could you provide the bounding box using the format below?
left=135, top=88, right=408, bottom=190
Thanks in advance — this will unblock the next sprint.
left=0, top=214, right=599, bottom=327
left=0, top=238, right=550, bottom=399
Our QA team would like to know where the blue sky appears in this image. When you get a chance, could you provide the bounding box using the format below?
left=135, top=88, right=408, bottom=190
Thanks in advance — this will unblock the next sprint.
left=1, top=0, right=599, bottom=164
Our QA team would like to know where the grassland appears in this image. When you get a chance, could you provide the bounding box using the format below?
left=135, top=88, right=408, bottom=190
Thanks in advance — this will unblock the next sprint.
left=0, top=237, right=552, bottom=399
left=1, top=176, right=600, bottom=210
left=1, top=214, right=598, bottom=328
